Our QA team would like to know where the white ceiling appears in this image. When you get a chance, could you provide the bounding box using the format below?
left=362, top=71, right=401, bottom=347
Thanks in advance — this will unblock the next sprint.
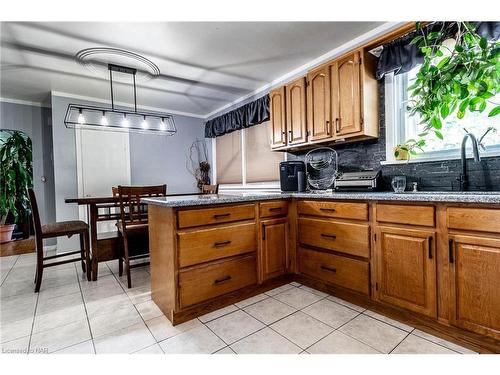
left=0, top=22, right=383, bottom=117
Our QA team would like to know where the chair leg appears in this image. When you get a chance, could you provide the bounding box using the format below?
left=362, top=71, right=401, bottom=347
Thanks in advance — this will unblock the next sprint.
left=79, top=233, right=86, bottom=273
left=123, top=233, right=132, bottom=289
left=83, top=230, right=91, bottom=282
left=34, top=237, right=44, bottom=293
left=118, top=232, right=123, bottom=277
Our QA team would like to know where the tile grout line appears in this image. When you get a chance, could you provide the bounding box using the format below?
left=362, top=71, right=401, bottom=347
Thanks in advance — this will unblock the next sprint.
left=26, top=284, right=40, bottom=354
left=106, top=262, right=163, bottom=353
left=388, top=330, right=413, bottom=354
left=0, top=255, right=20, bottom=288
left=410, top=331, right=464, bottom=354
left=75, top=263, right=97, bottom=354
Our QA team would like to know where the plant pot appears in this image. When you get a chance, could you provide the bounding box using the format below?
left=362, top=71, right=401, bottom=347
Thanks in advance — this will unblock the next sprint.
left=394, top=147, right=409, bottom=161
left=0, top=224, right=16, bottom=243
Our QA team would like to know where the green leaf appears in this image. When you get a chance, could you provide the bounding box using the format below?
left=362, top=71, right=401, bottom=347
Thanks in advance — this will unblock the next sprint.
left=410, top=35, right=423, bottom=45
left=459, top=99, right=470, bottom=113
left=480, top=37, right=488, bottom=49
left=457, top=111, right=465, bottom=119
left=434, top=130, right=444, bottom=140
left=437, top=56, right=450, bottom=69
left=440, top=103, right=450, bottom=119
left=488, top=106, right=500, bottom=117
left=431, top=116, right=442, bottom=129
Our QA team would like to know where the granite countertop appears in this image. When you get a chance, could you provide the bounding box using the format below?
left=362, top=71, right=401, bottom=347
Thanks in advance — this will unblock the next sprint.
left=142, top=190, right=500, bottom=207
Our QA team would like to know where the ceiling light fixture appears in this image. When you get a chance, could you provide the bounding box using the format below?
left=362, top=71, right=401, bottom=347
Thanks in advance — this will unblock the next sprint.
left=64, top=63, right=176, bottom=135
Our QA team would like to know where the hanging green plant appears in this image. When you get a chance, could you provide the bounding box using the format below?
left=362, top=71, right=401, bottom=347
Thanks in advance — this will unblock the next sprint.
left=398, top=21, right=500, bottom=157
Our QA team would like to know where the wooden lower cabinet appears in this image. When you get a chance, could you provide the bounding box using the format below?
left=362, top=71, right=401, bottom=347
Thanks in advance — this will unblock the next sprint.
left=375, top=226, right=437, bottom=317
left=260, top=218, right=289, bottom=281
left=449, top=234, right=500, bottom=340
left=298, top=247, right=369, bottom=295
left=179, top=255, right=257, bottom=308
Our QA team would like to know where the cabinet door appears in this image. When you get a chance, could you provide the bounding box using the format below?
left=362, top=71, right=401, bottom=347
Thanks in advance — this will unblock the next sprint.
left=449, top=235, right=500, bottom=340
left=307, top=65, right=331, bottom=141
left=261, top=218, right=289, bottom=281
left=269, top=86, right=286, bottom=148
left=375, top=226, right=437, bottom=317
left=331, top=50, right=362, bottom=137
left=285, top=77, right=307, bottom=145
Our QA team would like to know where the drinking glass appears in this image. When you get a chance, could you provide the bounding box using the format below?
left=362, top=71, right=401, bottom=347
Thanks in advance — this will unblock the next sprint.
left=391, top=176, right=407, bottom=193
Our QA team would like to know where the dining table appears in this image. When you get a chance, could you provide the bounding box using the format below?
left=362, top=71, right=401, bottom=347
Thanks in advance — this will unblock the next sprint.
left=65, top=192, right=199, bottom=281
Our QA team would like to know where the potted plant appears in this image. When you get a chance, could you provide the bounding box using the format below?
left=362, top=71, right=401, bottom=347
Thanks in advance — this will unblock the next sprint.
left=0, top=130, right=33, bottom=243
left=401, top=22, right=499, bottom=152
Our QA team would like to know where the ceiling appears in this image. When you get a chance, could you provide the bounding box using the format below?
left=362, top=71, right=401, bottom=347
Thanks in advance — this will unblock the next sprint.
left=0, top=22, right=383, bottom=117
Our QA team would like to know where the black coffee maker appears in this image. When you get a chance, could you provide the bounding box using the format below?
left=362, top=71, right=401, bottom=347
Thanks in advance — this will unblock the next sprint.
left=279, top=161, right=306, bottom=192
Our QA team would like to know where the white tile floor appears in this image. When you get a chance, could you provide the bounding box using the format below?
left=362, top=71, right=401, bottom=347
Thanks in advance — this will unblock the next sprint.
left=0, top=252, right=477, bottom=354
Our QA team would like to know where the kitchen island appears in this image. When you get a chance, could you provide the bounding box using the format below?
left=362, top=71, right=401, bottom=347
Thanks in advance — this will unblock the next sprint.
left=144, top=191, right=500, bottom=352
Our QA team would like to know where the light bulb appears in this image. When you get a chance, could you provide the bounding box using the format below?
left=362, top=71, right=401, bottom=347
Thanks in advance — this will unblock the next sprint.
left=160, top=118, right=166, bottom=131
left=100, top=111, right=108, bottom=126
left=141, top=116, right=148, bottom=129
left=78, top=109, right=85, bottom=124
left=122, top=114, right=129, bottom=127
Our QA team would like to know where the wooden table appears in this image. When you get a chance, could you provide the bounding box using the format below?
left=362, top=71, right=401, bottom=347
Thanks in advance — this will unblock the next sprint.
left=65, top=193, right=198, bottom=280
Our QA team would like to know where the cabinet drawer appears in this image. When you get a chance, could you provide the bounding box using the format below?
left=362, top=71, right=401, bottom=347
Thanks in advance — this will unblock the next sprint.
left=259, top=201, right=288, bottom=218
left=298, top=217, right=370, bottom=258
left=298, top=247, right=369, bottom=295
left=179, top=255, right=257, bottom=308
left=177, top=204, right=255, bottom=228
left=376, top=204, right=435, bottom=227
left=448, top=207, right=500, bottom=234
left=178, top=222, right=256, bottom=267
left=298, top=200, right=368, bottom=220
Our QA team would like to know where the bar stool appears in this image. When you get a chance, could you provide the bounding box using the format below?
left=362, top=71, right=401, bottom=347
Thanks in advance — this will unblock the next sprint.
left=116, top=185, right=167, bottom=288
left=28, top=189, right=91, bottom=292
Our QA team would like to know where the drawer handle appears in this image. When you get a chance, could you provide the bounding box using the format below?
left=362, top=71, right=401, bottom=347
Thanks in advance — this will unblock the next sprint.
left=214, top=240, right=231, bottom=248
left=448, top=239, right=454, bottom=263
left=320, top=208, right=336, bottom=212
left=213, top=213, right=231, bottom=219
left=321, top=233, right=337, bottom=240
left=269, top=207, right=282, bottom=212
left=321, top=265, right=337, bottom=273
left=214, top=275, right=232, bottom=285
left=428, top=236, right=433, bottom=259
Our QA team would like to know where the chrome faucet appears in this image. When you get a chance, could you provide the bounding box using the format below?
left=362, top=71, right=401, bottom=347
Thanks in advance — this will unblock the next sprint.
left=457, top=133, right=481, bottom=191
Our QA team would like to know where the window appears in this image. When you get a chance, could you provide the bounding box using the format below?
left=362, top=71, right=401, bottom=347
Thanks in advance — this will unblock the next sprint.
left=215, top=121, right=284, bottom=190
left=385, top=66, right=500, bottom=163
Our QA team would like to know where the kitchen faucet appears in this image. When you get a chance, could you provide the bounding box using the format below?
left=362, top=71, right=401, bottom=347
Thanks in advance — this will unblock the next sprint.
left=457, top=132, right=481, bottom=191
left=456, top=127, right=495, bottom=191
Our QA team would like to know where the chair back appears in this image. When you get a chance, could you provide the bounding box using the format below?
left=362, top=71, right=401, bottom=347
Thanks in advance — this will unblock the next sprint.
left=117, top=185, right=167, bottom=228
left=201, top=184, right=219, bottom=194
left=27, top=188, right=43, bottom=240
left=112, top=186, right=119, bottom=197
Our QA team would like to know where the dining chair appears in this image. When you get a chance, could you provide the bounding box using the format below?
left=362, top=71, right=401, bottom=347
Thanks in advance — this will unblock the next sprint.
left=28, top=188, right=91, bottom=292
left=112, top=186, right=119, bottom=196
left=201, top=184, right=219, bottom=194
left=116, top=184, right=167, bottom=288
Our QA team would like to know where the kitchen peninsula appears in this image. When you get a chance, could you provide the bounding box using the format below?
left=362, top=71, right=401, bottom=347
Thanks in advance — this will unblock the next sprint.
left=144, top=191, right=500, bottom=352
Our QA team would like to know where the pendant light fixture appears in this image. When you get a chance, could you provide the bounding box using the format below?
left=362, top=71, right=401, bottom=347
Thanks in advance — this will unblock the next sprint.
left=64, top=63, right=176, bottom=135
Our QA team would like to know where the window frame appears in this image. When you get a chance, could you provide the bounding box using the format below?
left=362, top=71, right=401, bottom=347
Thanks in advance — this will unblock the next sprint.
left=212, top=125, right=285, bottom=192
left=383, top=71, right=500, bottom=165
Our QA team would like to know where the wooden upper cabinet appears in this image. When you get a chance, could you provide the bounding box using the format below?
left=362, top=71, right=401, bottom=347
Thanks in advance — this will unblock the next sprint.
left=375, top=226, right=437, bottom=317
left=449, top=235, right=500, bottom=340
left=260, top=218, right=289, bottom=281
left=331, top=50, right=362, bottom=137
left=306, top=64, right=332, bottom=141
left=269, top=86, right=287, bottom=148
left=285, top=77, right=307, bottom=145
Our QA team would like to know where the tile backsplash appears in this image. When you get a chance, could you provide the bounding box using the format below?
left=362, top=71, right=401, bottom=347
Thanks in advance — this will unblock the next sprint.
left=287, top=83, right=500, bottom=191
